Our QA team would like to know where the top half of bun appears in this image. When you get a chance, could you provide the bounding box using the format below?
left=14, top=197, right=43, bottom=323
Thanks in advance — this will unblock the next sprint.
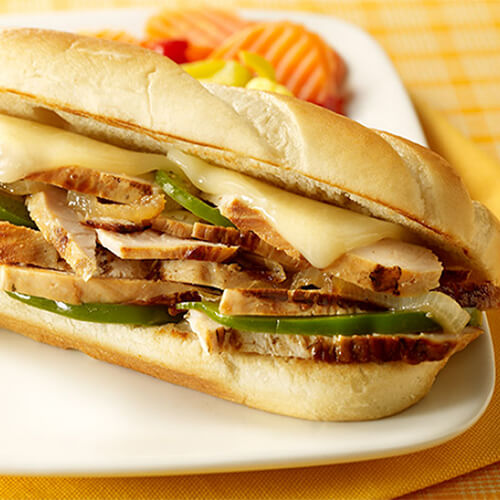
left=0, top=27, right=498, bottom=283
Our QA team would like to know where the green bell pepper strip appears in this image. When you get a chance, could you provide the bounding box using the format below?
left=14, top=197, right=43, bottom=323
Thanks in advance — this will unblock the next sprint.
left=0, top=192, right=37, bottom=229
left=7, top=292, right=181, bottom=326
left=155, top=170, right=235, bottom=228
left=176, top=301, right=482, bottom=336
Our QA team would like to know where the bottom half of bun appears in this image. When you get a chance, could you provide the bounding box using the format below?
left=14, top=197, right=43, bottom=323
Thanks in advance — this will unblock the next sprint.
left=0, top=292, right=459, bottom=421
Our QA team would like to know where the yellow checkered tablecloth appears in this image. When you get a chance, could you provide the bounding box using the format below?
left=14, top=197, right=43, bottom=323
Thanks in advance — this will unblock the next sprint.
left=0, top=1, right=499, bottom=499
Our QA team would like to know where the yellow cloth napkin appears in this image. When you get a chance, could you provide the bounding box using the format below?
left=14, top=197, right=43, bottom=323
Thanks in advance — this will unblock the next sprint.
left=413, top=96, right=500, bottom=219
left=0, top=1, right=499, bottom=499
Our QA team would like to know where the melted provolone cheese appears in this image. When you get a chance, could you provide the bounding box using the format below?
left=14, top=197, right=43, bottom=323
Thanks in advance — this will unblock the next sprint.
left=0, top=114, right=171, bottom=182
left=168, top=149, right=406, bottom=269
left=0, top=114, right=406, bottom=269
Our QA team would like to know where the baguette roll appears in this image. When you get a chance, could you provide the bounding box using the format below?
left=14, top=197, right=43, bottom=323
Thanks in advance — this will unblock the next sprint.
left=0, top=28, right=496, bottom=421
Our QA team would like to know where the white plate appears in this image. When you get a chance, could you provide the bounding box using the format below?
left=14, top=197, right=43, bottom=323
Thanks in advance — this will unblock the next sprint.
left=0, top=8, right=495, bottom=476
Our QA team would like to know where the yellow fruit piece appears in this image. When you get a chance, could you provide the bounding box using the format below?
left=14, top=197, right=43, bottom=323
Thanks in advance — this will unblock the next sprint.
left=201, top=61, right=253, bottom=86
left=246, top=77, right=293, bottom=96
left=238, top=51, right=276, bottom=80
left=181, top=60, right=226, bottom=79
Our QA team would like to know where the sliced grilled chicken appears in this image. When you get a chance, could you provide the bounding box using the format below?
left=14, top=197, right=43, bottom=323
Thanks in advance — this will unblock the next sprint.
left=95, top=248, right=153, bottom=279
left=96, top=229, right=238, bottom=261
left=0, top=264, right=209, bottom=305
left=151, top=213, right=304, bottom=271
left=326, top=238, right=443, bottom=295
left=27, top=187, right=97, bottom=280
left=437, top=269, right=500, bottom=310
left=27, top=166, right=161, bottom=204
left=191, top=221, right=306, bottom=271
left=217, top=195, right=442, bottom=295
left=187, top=309, right=481, bottom=363
left=82, top=217, right=151, bottom=233
left=151, top=216, right=194, bottom=239
left=219, top=288, right=374, bottom=316
left=0, top=221, right=67, bottom=270
left=217, top=195, right=444, bottom=295
left=159, top=260, right=286, bottom=289
left=217, top=195, right=304, bottom=260
left=236, top=253, right=287, bottom=283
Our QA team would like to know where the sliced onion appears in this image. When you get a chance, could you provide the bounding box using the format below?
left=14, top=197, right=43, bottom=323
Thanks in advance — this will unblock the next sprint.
left=292, top=271, right=469, bottom=333
left=67, top=191, right=165, bottom=222
left=381, top=292, right=470, bottom=334
left=0, top=180, right=45, bottom=195
left=163, top=209, right=202, bottom=224
left=291, top=267, right=327, bottom=289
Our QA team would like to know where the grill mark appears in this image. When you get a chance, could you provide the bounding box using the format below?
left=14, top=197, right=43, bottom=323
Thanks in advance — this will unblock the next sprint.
left=308, top=334, right=455, bottom=364
left=231, top=288, right=378, bottom=309
left=192, top=222, right=305, bottom=270
left=211, top=324, right=467, bottom=364
left=83, top=219, right=151, bottom=233
left=437, top=270, right=500, bottom=309
left=131, top=290, right=201, bottom=306
left=28, top=166, right=156, bottom=203
left=54, top=227, right=69, bottom=254
left=369, top=264, right=402, bottom=294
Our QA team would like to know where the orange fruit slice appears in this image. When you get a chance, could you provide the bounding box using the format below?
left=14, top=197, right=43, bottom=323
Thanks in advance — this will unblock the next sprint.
left=145, top=9, right=252, bottom=61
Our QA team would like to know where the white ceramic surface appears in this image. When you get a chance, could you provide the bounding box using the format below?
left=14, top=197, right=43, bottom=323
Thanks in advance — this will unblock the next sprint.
left=0, top=8, right=494, bottom=476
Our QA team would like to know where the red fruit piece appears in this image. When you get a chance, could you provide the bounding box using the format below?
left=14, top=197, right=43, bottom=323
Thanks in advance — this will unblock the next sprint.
left=149, top=39, right=189, bottom=64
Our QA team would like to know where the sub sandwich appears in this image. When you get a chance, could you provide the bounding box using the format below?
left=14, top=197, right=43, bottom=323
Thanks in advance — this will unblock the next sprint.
left=0, top=28, right=498, bottom=421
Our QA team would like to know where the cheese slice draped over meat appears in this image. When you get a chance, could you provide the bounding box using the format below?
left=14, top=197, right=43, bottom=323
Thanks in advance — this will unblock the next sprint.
left=168, top=149, right=407, bottom=269
left=0, top=114, right=406, bottom=269
left=0, top=114, right=172, bottom=182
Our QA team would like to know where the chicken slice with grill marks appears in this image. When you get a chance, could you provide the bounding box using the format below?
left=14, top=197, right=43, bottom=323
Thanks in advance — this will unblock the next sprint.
left=436, top=268, right=500, bottom=310
left=96, top=229, right=238, bottom=262
left=27, top=166, right=161, bottom=204
left=216, top=195, right=304, bottom=261
left=158, top=260, right=286, bottom=290
left=95, top=247, right=152, bottom=279
left=191, top=222, right=307, bottom=271
left=150, top=215, right=194, bottom=239
left=325, top=238, right=443, bottom=296
left=186, top=309, right=482, bottom=364
left=217, top=195, right=442, bottom=296
left=26, top=186, right=98, bottom=280
left=292, top=244, right=443, bottom=298
left=82, top=217, right=151, bottom=233
left=219, top=288, right=377, bottom=316
left=0, top=221, right=67, bottom=271
left=236, top=252, right=287, bottom=283
left=150, top=213, right=305, bottom=271
left=0, top=264, right=213, bottom=305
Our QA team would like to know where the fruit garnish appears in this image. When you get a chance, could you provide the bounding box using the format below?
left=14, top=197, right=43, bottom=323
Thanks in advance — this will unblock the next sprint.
left=210, top=21, right=346, bottom=111
left=238, top=51, right=276, bottom=80
left=246, top=77, right=293, bottom=96
left=145, top=39, right=189, bottom=64
left=145, top=9, right=252, bottom=61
